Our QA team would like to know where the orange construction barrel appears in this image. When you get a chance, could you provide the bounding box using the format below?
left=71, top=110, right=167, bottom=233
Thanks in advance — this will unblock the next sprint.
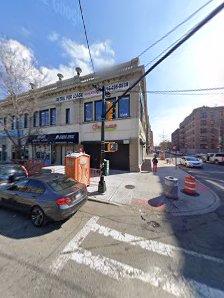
left=184, top=176, right=196, bottom=195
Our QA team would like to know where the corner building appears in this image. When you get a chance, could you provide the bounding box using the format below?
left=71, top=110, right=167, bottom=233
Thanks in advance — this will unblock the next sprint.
left=0, top=58, right=151, bottom=172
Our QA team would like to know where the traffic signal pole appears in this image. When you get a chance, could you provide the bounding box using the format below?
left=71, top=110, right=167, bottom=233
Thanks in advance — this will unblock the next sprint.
left=98, top=85, right=106, bottom=193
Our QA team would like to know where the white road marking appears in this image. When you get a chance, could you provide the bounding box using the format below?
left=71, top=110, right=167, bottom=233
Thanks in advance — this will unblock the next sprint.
left=206, top=179, right=224, bottom=191
left=91, top=222, right=224, bottom=265
left=51, top=216, right=224, bottom=297
left=71, top=247, right=224, bottom=298
left=50, top=216, right=99, bottom=274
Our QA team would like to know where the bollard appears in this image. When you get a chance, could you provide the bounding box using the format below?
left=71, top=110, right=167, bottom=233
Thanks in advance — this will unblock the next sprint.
left=164, top=176, right=178, bottom=200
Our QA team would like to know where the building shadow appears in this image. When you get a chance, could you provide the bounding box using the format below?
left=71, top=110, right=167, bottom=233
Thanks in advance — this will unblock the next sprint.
left=143, top=165, right=224, bottom=296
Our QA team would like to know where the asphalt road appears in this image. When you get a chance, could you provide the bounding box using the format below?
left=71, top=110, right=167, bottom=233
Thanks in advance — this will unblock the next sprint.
left=1, top=197, right=224, bottom=298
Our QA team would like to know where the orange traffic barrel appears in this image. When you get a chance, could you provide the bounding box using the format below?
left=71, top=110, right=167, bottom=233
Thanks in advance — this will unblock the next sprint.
left=184, top=176, right=196, bottom=195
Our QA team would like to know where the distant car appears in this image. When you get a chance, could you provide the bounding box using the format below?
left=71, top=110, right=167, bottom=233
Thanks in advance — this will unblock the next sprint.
left=0, top=164, right=28, bottom=185
left=0, top=173, right=88, bottom=227
left=209, top=153, right=224, bottom=165
left=180, top=156, right=203, bottom=168
left=205, top=153, right=215, bottom=163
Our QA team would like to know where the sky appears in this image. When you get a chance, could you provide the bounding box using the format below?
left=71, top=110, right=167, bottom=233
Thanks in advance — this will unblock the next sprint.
left=0, top=0, right=224, bottom=144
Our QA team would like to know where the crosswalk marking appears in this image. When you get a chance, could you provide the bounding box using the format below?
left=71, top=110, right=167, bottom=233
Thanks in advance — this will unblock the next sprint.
left=50, top=216, right=224, bottom=297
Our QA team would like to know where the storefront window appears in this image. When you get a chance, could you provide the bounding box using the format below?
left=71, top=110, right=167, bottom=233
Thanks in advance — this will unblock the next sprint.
left=40, top=110, right=49, bottom=126
left=50, top=108, right=56, bottom=126
left=95, top=100, right=102, bottom=121
left=34, top=144, right=51, bottom=163
left=84, top=102, right=93, bottom=122
left=118, top=96, right=130, bottom=118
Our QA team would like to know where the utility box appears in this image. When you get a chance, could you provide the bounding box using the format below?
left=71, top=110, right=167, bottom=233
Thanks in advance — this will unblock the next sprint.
left=65, top=153, right=90, bottom=186
left=103, top=159, right=110, bottom=176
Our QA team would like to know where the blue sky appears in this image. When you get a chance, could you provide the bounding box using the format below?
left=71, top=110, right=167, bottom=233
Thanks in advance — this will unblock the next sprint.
left=0, top=0, right=224, bottom=144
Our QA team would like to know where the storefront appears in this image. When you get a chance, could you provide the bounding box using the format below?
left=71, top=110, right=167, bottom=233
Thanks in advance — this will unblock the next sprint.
left=28, top=132, right=79, bottom=165
left=82, top=140, right=130, bottom=171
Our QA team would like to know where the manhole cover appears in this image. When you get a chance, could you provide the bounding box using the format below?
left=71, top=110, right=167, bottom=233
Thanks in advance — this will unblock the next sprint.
left=125, top=185, right=135, bottom=189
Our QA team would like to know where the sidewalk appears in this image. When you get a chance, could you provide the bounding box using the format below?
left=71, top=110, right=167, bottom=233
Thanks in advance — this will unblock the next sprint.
left=87, top=159, right=220, bottom=216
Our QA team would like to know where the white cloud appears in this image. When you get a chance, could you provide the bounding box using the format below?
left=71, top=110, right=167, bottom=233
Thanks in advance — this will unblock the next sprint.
left=0, top=37, right=116, bottom=93
left=61, top=38, right=115, bottom=73
left=48, top=31, right=60, bottom=42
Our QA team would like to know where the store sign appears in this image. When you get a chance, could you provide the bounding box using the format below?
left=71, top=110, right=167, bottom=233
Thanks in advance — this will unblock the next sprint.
left=56, top=81, right=129, bottom=103
left=92, top=123, right=117, bottom=131
left=28, top=132, right=79, bottom=144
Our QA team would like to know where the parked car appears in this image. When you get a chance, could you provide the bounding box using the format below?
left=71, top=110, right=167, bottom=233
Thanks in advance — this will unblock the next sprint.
left=0, top=164, right=28, bottom=185
left=180, top=156, right=203, bottom=168
left=209, top=153, right=224, bottom=164
left=0, top=173, right=88, bottom=227
left=205, top=153, right=215, bottom=163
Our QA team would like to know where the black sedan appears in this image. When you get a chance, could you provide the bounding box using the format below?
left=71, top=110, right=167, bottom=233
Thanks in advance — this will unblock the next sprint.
left=0, top=173, right=88, bottom=227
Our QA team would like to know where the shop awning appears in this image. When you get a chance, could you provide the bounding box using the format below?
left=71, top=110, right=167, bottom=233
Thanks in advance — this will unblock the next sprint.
left=28, top=132, right=79, bottom=144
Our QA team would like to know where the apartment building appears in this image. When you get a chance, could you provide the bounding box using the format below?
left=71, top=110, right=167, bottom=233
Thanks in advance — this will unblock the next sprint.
left=171, top=128, right=180, bottom=151
left=0, top=58, right=151, bottom=171
left=171, top=106, right=224, bottom=154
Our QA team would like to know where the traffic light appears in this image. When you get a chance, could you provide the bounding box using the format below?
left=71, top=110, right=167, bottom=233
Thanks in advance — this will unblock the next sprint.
left=107, top=142, right=118, bottom=152
left=106, top=101, right=115, bottom=121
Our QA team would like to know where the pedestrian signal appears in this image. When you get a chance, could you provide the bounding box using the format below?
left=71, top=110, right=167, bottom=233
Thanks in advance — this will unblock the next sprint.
left=107, top=142, right=118, bottom=152
left=106, top=101, right=115, bottom=121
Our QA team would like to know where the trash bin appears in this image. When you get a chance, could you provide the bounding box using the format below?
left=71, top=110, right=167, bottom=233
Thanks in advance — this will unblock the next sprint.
left=164, top=176, right=178, bottom=200
left=103, top=159, right=110, bottom=176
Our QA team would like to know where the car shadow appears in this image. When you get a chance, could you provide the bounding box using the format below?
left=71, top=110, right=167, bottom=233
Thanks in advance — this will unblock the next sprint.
left=0, top=206, right=63, bottom=239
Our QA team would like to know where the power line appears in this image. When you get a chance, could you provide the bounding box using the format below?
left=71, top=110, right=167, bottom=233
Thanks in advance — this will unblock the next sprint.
left=78, top=0, right=95, bottom=72
left=104, top=2, right=224, bottom=117
left=138, top=0, right=213, bottom=58
left=117, top=86, right=224, bottom=94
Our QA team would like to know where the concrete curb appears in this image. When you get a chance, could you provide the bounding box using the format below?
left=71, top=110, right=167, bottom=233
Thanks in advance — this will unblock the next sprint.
left=87, top=197, right=122, bottom=207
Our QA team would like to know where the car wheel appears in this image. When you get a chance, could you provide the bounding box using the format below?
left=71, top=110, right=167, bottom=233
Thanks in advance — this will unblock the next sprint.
left=214, top=160, right=219, bottom=165
left=31, top=206, right=46, bottom=227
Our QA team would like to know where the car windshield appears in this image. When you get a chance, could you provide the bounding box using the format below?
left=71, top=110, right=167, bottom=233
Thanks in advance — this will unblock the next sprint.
left=47, top=176, right=78, bottom=192
left=186, top=157, right=198, bottom=161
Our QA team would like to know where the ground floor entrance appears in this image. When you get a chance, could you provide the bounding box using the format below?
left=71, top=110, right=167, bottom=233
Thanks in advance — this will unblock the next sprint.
left=82, top=141, right=130, bottom=171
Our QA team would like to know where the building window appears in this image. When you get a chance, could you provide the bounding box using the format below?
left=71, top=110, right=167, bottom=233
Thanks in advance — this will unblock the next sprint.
left=3, top=117, right=7, bottom=126
left=65, top=108, right=70, bottom=124
left=84, top=102, right=93, bottom=122
left=200, top=112, right=207, bottom=118
left=33, top=112, right=39, bottom=127
left=50, top=108, right=56, bottom=126
left=40, top=110, right=49, bottom=127
left=24, top=113, right=29, bottom=128
left=140, top=91, right=144, bottom=122
left=95, top=100, right=102, bottom=121
left=200, top=120, right=207, bottom=126
left=11, top=116, right=16, bottom=130
left=118, top=96, right=130, bottom=118
left=200, top=128, right=207, bottom=134
left=19, top=114, right=23, bottom=129
left=106, top=98, right=116, bottom=120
